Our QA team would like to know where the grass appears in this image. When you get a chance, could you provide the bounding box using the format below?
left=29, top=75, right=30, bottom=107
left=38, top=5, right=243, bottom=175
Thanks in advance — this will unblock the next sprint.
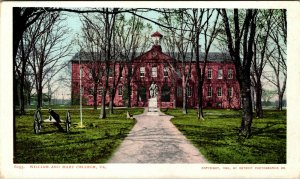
left=14, top=107, right=144, bottom=163
left=163, top=108, right=286, bottom=164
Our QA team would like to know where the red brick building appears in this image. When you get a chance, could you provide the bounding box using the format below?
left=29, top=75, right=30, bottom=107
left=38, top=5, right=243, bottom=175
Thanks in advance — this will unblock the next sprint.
left=71, top=32, right=240, bottom=109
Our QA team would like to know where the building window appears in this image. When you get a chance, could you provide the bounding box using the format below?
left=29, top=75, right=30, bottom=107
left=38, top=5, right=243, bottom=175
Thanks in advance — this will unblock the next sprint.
left=217, top=87, right=222, bottom=97
left=228, top=69, right=233, bottom=79
left=99, top=87, right=103, bottom=96
left=161, top=85, right=170, bottom=102
left=177, top=87, right=182, bottom=97
left=208, top=68, right=212, bottom=79
left=208, top=86, right=212, bottom=97
left=164, top=65, right=168, bottom=77
left=140, top=67, right=145, bottom=77
left=228, top=87, right=233, bottom=97
left=217, top=69, right=223, bottom=79
left=151, top=66, right=157, bottom=77
left=187, top=86, right=192, bottom=97
left=118, top=86, right=123, bottom=96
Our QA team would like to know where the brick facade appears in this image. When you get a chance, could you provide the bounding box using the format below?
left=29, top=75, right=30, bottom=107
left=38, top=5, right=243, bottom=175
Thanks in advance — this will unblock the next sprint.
left=71, top=36, right=240, bottom=109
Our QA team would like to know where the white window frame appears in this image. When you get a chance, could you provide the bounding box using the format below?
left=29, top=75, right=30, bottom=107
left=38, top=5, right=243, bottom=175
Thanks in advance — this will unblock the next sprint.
left=208, top=86, right=212, bottom=97
left=140, top=67, right=145, bottom=77
left=217, top=69, right=223, bottom=79
left=208, top=68, right=212, bottom=79
left=187, top=86, right=192, bottom=97
left=217, top=87, right=222, bottom=97
left=151, top=66, right=157, bottom=77
left=228, top=69, right=233, bottom=79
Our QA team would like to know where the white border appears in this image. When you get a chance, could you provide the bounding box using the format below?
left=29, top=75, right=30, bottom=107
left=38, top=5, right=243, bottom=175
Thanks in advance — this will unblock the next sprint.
left=1, top=1, right=300, bottom=179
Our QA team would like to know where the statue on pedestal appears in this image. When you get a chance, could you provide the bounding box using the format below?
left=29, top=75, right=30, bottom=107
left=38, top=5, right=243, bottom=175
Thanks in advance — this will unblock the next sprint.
left=149, top=82, right=158, bottom=98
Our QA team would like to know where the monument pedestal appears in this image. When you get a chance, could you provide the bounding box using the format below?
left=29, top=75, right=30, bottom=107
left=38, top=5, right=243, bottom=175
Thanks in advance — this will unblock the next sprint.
left=148, top=97, right=159, bottom=115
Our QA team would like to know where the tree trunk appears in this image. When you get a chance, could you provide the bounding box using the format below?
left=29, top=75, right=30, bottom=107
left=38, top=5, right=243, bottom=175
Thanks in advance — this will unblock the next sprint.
left=19, top=78, right=25, bottom=114
left=173, top=85, right=177, bottom=109
left=37, top=84, right=43, bottom=108
left=278, top=92, right=284, bottom=111
left=19, top=55, right=28, bottom=114
left=127, top=84, right=131, bottom=108
left=197, top=83, right=204, bottom=119
left=239, top=78, right=253, bottom=138
left=27, top=89, right=31, bottom=105
left=100, top=65, right=109, bottom=119
left=126, top=64, right=132, bottom=108
left=195, top=37, right=204, bottom=120
left=255, top=81, right=263, bottom=118
left=93, top=84, right=98, bottom=110
left=99, top=89, right=106, bottom=119
left=182, top=75, right=187, bottom=114
left=109, top=88, right=114, bottom=115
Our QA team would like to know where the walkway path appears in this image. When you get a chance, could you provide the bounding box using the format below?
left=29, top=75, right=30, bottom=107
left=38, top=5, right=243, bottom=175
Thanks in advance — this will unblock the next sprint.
left=108, top=108, right=208, bottom=163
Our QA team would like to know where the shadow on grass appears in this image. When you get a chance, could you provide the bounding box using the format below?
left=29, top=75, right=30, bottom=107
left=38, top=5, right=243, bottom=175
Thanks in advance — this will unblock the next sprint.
left=173, top=119, right=286, bottom=164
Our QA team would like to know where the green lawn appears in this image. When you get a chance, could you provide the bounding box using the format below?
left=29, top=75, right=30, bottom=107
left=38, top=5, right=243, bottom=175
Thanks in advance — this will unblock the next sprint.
left=163, top=108, right=286, bottom=164
left=14, top=107, right=144, bottom=163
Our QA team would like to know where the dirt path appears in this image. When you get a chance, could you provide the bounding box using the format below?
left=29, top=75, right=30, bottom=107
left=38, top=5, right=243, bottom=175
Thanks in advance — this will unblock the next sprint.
left=108, top=108, right=208, bottom=163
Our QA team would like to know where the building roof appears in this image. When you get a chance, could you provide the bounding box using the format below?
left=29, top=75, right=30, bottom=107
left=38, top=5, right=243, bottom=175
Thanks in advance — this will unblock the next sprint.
left=71, top=50, right=232, bottom=63
left=166, top=52, right=232, bottom=62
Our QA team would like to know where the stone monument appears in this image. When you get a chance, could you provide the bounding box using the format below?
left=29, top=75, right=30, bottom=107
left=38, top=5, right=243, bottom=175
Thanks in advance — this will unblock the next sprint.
left=148, top=82, right=158, bottom=114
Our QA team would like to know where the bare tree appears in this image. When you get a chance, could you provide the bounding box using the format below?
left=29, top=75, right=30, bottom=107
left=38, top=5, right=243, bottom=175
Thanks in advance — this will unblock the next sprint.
left=220, top=9, right=258, bottom=138
left=115, top=14, right=152, bottom=108
left=45, top=73, right=60, bottom=105
left=78, top=15, right=106, bottom=110
left=187, top=9, right=220, bottom=119
left=159, top=9, right=193, bottom=114
left=98, top=8, right=118, bottom=119
left=14, top=11, right=54, bottom=113
left=250, top=10, right=274, bottom=117
left=264, top=10, right=287, bottom=111
left=28, top=12, right=72, bottom=108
